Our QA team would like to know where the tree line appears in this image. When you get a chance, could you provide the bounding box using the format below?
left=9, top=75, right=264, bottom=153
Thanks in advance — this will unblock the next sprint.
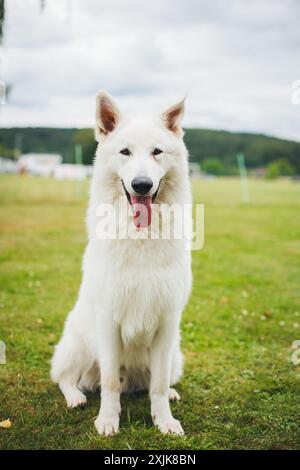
left=0, top=127, right=299, bottom=175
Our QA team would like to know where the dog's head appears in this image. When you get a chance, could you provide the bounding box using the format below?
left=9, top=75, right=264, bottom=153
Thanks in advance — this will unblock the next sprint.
left=94, top=90, right=188, bottom=228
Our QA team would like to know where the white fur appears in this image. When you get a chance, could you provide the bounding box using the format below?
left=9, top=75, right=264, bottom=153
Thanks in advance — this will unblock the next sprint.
left=51, top=91, right=192, bottom=436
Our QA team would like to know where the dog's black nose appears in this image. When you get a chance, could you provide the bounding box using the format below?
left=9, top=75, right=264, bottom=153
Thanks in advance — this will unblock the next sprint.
left=131, top=177, right=153, bottom=195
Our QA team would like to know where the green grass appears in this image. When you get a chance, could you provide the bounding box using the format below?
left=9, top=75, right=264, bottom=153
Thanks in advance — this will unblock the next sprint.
left=0, top=174, right=299, bottom=450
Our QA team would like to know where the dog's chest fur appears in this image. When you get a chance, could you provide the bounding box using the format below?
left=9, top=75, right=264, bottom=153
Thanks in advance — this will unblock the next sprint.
left=103, top=238, right=184, bottom=347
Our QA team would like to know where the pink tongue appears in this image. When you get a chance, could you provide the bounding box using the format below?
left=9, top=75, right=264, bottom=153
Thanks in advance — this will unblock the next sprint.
left=130, top=195, right=152, bottom=228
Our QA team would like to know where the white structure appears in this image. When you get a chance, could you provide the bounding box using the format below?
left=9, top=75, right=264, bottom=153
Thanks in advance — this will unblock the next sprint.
left=189, top=162, right=202, bottom=178
left=54, top=164, right=93, bottom=180
left=0, top=157, right=18, bottom=174
left=18, top=153, right=62, bottom=176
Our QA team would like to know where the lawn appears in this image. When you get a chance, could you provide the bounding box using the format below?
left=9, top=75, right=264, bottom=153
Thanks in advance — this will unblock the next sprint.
left=0, top=174, right=299, bottom=450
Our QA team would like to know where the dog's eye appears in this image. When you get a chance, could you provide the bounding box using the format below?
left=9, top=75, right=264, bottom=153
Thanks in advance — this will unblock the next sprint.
left=120, top=148, right=130, bottom=156
left=153, top=148, right=163, bottom=156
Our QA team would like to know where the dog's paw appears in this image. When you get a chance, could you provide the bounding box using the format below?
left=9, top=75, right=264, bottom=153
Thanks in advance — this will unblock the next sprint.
left=155, top=418, right=184, bottom=436
left=168, top=388, right=181, bottom=402
left=66, top=390, right=87, bottom=408
left=95, top=416, right=119, bottom=436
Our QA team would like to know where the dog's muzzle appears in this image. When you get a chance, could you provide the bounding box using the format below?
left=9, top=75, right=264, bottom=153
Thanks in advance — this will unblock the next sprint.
left=121, top=179, right=161, bottom=228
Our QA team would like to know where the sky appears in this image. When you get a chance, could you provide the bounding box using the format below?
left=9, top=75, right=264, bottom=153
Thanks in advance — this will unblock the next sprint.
left=0, top=0, right=299, bottom=141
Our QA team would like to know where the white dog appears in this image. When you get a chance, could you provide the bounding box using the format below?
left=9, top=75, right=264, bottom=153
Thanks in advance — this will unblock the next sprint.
left=51, top=91, right=192, bottom=436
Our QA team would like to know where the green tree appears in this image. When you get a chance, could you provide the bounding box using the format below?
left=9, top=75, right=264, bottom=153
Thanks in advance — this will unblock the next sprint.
left=201, top=158, right=225, bottom=176
left=0, top=144, right=14, bottom=159
left=266, top=159, right=296, bottom=179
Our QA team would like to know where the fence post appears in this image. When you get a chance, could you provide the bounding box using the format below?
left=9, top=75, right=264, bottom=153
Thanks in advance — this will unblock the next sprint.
left=75, top=143, right=83, bottom=199
left=237, top=152, right=250, bottom=203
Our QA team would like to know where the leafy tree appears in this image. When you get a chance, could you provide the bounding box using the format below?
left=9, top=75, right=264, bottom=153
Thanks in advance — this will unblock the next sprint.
left=0, top=144, right=14, bottom=158
left=201, top=158, right=225, bottom=175
left=266, top=159, right=296, bottom=179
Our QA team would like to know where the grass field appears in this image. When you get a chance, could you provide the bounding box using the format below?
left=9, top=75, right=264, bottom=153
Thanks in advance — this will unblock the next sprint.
left=0, top=174, right=299, bottom=450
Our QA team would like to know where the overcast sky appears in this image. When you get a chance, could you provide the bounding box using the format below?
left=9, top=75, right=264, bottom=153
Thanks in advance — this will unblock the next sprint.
left=0, top=0, right=299, bottom=140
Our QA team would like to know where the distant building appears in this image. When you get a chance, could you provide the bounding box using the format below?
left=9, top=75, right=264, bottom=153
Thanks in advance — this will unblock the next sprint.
left=18, top=153, right=62, bottom=176
left=189, top=162, right=202, bottom=178
left=53, top=164, right=93, bottom=180
left=249, top=167, right=266, bottom=178
left=0, top=157, right=18, bottom=174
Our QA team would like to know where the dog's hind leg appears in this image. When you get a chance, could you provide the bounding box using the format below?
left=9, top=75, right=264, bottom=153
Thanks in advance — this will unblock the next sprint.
left=59, top=376, right=87, bottom=408
left=78, top=362, right=100, bottom=393
left=168, top=344, right=183, bottom=402
left=168, top=387, right=181, bottom=401
left=51, top=308, right=91, bottom=408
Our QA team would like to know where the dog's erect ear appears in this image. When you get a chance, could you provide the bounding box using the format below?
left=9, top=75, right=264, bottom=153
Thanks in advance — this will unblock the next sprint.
left=95, top=90, right=121, bottom=140
left=162, top=97, right=185, bottom=135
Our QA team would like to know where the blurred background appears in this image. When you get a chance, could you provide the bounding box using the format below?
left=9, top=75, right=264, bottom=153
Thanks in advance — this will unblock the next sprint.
left=0, top=0, right=299, bottom=178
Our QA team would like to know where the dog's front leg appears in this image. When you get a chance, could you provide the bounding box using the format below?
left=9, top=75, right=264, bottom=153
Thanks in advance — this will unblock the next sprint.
left=95, top=316, right=121, bottom=437
left=150, top=321, right=184, bottom=436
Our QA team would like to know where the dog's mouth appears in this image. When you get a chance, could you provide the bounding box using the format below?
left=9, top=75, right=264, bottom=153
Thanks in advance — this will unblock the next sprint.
left=121, top=180, right=161, bottom=229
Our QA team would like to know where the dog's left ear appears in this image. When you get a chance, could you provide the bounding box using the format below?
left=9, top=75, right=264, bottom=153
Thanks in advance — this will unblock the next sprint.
left=162, top=97, right=185, bottom=136
left=95, top=90, right=121, bottom=141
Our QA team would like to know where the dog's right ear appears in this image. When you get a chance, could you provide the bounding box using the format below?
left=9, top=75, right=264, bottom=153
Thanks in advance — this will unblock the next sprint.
left=95, top=90, right=121, bottom=141
left=162, top=97, right=185, bottom=136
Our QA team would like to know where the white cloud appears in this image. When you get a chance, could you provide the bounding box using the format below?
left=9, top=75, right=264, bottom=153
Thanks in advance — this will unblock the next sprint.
left=0, top=0, right=299, bottom=141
